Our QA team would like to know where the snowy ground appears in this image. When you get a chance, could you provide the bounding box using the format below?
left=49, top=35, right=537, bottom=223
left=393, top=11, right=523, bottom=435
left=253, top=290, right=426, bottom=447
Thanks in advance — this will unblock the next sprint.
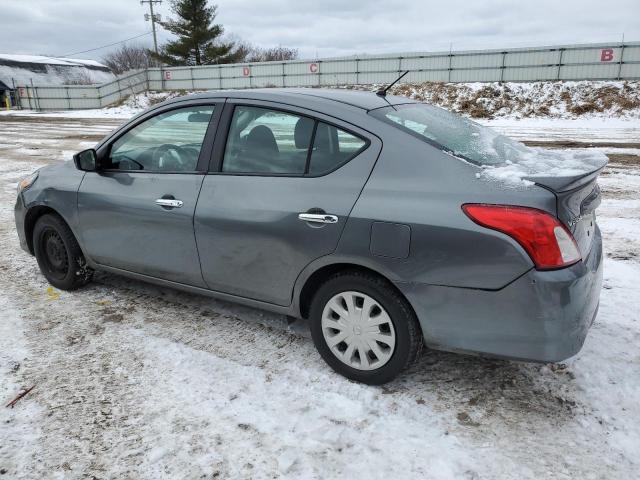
left=0, top=114, right=639, bottom=479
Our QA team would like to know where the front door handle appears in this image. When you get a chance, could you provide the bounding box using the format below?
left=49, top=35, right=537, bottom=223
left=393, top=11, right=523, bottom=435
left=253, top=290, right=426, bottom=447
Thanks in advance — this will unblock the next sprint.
left=298, top=213, right=338, bottom=224
left=155, top=198, right=183, bottom=208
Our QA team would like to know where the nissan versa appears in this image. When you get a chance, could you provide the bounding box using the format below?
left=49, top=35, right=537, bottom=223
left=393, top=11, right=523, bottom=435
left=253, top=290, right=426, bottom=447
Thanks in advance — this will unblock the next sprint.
left=14, top=88, right=605, bottom=384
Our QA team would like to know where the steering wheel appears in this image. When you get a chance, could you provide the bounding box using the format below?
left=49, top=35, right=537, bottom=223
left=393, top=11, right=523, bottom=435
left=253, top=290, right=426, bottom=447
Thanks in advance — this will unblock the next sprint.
left=152, top=144, right=190, bottom=171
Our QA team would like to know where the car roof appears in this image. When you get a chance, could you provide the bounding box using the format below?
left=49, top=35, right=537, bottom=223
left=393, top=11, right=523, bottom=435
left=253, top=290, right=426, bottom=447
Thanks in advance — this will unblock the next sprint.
left=171, top=88, right=418, bottom=112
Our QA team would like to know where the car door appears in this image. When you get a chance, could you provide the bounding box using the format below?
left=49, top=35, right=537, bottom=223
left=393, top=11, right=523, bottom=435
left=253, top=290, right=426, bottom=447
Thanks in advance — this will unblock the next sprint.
left=194, top=100, right=381, bottom=306
left=78, top=102, right=221, bottom=287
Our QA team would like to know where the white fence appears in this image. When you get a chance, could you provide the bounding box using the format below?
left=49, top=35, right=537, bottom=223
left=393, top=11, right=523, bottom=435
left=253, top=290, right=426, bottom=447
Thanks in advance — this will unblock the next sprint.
left=17, top=41, right=640, bottom=110
left=17, top=69, right=148, bottom=110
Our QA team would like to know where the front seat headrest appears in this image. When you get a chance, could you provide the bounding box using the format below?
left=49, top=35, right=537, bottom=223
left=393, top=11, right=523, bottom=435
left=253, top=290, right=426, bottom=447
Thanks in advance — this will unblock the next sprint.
left=246, top=125, right=279, bottom=154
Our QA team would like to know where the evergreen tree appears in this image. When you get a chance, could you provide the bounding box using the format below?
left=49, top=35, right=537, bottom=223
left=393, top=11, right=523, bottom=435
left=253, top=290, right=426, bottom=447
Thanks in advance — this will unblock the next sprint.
left=155, top=0, right=242, bottom=66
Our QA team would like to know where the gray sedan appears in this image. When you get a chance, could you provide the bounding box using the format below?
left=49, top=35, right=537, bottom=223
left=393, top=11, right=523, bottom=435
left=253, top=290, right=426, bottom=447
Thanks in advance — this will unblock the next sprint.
left=14, top=89, right=604, bottom=384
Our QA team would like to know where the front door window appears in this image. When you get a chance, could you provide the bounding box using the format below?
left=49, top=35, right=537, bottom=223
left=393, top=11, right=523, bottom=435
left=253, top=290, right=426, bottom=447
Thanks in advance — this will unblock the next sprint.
left=108, top=106, right=215, bottom=172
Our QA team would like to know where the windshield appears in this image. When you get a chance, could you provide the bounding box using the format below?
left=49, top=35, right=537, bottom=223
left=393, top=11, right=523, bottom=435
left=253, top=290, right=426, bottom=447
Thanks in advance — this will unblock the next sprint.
left=370, top=103, right=530, bottom=166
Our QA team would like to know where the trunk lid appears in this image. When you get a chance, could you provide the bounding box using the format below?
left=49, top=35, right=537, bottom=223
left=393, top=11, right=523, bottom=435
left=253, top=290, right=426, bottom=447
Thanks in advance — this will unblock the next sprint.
left=527, top=165, right=606, bottom=258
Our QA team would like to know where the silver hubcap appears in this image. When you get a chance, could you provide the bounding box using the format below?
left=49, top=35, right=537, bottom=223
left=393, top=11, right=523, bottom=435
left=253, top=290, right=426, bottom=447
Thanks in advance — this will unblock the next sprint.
left=321, top=291, right=396, bottom=371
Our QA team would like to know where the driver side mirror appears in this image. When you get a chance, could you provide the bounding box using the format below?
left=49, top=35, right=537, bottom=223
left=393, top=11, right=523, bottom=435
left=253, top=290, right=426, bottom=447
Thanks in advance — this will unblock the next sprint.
left=73, top=149, right=99, bottom=172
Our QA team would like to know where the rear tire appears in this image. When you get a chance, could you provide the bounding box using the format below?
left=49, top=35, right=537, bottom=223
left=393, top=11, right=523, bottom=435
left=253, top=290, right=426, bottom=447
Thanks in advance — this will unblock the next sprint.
left=309, top=271, right=422, bottom=385
left=33, top=214, right=93, bottom=291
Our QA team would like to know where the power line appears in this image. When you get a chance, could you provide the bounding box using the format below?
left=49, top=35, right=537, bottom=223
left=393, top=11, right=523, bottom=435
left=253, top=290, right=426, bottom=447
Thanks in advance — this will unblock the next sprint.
left=16, top=31, right=155, bottom=72
left=59, top=31, right=153, bottom=58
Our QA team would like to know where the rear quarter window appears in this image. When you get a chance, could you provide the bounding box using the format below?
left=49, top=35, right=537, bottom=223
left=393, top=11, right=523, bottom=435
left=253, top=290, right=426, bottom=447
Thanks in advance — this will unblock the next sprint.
left=308, top=123, right=367, bottom=175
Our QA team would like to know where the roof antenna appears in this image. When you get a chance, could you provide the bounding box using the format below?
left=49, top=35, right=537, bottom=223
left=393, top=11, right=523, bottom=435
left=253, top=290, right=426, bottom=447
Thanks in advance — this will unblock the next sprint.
left=376, top=70, right=409, bottom=97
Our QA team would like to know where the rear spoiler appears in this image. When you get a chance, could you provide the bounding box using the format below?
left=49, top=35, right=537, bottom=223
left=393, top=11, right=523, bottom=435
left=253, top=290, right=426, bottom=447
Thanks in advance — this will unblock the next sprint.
left=525, top=160, right=608, bottom=193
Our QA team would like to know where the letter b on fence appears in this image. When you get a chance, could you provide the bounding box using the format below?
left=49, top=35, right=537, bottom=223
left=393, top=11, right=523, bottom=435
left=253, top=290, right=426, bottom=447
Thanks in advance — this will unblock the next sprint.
left=600, top=48, right=614, bottom=62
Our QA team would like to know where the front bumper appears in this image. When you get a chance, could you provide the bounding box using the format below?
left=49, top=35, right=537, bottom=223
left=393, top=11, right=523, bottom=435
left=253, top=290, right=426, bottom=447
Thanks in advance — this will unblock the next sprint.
left=398, top=226, right=603, bottom=363
left=14, top=193, right=30, bottom=253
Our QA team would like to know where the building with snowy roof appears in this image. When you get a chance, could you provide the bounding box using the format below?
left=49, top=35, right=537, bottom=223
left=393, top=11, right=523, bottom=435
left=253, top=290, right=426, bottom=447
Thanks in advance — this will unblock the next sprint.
left=0, top=54, right=115, bottom=108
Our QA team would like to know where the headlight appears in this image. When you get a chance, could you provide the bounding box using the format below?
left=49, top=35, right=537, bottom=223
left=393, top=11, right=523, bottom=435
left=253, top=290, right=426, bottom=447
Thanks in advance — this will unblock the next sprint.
left=17, top=171, right=39, bottom=194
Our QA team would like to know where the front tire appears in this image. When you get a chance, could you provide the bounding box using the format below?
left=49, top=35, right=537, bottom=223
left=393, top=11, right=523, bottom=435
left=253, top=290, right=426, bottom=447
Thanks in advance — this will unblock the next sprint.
left=309, top=271, right=422, bottom=385
left=33, top=214, right=93, bottom=291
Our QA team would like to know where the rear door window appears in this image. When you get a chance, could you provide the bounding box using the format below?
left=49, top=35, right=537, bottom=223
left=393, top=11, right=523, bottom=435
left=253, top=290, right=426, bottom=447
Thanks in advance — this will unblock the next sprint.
left=222, top=106, right=312, bottom=174
left=222, top=105, right=368, bottom=176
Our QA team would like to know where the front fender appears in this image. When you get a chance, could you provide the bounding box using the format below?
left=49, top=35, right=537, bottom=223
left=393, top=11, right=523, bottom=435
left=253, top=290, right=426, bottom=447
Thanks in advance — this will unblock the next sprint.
left=19, top=162, right=87, bottom=258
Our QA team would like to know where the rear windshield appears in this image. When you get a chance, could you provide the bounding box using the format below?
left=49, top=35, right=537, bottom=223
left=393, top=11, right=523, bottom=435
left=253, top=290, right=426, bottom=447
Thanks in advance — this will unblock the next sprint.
left=370, top=103, right=528, bottom=166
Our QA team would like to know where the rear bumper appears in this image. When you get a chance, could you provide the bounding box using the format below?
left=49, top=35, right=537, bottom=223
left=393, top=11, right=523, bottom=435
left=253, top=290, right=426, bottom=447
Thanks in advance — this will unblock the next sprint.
left=397, top=226, right=603, bottom=363
left=14, top=193, right=30, bottom=253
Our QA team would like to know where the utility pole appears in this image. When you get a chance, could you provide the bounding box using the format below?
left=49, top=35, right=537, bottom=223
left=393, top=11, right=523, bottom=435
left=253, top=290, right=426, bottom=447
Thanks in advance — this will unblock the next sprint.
left=141, top=0, right=162, bottom=55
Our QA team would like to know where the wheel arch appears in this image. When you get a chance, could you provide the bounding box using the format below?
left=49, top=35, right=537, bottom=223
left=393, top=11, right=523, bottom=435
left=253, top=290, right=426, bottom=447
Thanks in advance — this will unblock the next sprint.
left=296, top=261, right=419, bottom=323
left=23, top=205, right=79, bottom=255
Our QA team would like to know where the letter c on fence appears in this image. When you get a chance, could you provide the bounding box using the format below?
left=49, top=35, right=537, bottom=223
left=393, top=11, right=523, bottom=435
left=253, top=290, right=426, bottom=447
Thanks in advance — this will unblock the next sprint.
left=243, top=67, right=250, bottom=76
left=309, top=63, right=319, bottom=73
left=600, top=49, right=614, bottom=62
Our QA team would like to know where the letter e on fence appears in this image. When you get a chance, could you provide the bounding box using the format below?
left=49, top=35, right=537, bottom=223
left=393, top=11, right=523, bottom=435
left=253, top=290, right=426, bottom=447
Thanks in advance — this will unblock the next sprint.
left=243, top=67, right=250, bottom=76
left=164, top=70, right=172, bottom=80
left=600, top=48, right=614, bottom=62
left=309, top=63, right=319, bottom=73
left=19, top=87, right=26, bottom=97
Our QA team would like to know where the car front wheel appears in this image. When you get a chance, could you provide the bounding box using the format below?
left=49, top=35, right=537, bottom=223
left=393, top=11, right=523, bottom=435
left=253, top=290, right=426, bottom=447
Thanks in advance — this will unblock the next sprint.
left=309, top=271, right=422, bottom=385
left=33, top=213, right=93, bottom=291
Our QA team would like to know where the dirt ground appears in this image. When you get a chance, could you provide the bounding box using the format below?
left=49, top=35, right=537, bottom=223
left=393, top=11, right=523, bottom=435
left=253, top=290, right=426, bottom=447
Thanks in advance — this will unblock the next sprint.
left=1, top=115, right=639, bottom=479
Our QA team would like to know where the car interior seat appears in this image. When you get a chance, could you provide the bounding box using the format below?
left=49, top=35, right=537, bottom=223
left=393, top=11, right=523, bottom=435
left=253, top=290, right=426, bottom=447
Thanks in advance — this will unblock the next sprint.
left=309, top=123, right=340, bottom=174
left=233, top=125, right=280, bottom=172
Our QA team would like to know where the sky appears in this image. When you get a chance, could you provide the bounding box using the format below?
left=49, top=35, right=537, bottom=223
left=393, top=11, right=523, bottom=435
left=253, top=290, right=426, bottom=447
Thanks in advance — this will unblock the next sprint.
left=0, top=0, right=639, bottom=62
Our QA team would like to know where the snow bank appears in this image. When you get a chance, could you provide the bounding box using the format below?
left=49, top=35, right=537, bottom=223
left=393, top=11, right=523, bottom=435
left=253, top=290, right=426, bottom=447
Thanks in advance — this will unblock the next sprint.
left=348, top=81, right=640, bottom=120
left=0, top=53, right=114, bottom=86
left=0, top=64, right=114, bottom=87
left=0, top=54, right=108, bottom=68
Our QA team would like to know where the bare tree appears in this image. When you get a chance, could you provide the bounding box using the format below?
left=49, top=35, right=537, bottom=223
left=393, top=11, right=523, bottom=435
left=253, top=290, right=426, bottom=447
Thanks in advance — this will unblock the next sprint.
left=102, top=44, right=158, bottom=74
left=222, top=34, right=255, bottom=63
left=246, top=46, right=298, bottom=63
left=213, top=34, right=299, bottom=64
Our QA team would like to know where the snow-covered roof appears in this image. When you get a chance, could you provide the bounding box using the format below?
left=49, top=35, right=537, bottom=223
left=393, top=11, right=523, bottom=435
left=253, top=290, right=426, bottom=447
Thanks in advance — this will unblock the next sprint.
left=0, top=53, right=115, bottom=88
left=0, top=54, right=108, bottom=69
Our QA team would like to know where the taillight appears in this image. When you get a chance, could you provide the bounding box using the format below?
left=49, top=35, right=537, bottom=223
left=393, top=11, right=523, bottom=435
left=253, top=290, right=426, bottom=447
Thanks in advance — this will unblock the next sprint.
left=462, top=204, right=581, bottom=270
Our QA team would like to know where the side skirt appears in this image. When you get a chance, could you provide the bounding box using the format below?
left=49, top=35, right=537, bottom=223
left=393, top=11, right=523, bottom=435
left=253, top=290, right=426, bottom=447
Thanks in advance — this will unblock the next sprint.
left=94, top=263, right=298, bottom=318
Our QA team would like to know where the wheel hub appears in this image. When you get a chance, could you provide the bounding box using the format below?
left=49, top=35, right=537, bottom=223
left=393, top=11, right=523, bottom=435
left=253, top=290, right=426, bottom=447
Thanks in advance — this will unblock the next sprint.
left=321, top=291, right=396, bottom=371
left=42, top=229, right=69, bottom=277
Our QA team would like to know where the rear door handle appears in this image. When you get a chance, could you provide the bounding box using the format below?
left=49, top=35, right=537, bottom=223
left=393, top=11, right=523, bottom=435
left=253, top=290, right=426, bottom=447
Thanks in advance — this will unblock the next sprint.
left=298, top=213, right=338, bottom=224
left=155, top=198, right=183, bottom=208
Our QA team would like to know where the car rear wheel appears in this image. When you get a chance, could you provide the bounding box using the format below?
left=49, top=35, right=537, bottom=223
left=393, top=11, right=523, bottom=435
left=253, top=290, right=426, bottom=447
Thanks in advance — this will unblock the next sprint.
left=33, top=214, right=93, bottom=291
left=309, top=271, right=422, bottom=385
